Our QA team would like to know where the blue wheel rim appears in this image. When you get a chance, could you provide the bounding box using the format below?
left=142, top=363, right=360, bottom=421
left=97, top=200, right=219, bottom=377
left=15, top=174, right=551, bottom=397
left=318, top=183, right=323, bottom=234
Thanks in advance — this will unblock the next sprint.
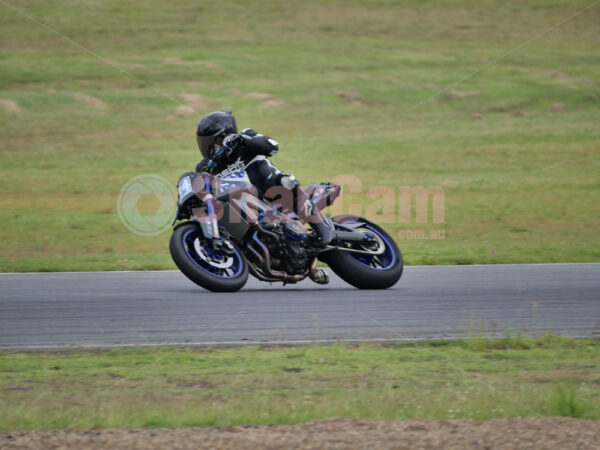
left=182, top=229, right=243, bottom=278
left=347, top=224, right=396, bottom=271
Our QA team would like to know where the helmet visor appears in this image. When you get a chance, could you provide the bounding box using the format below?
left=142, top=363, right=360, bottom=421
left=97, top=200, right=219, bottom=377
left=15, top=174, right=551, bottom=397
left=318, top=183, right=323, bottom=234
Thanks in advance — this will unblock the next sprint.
left=197, top=131, right=225, bottom=159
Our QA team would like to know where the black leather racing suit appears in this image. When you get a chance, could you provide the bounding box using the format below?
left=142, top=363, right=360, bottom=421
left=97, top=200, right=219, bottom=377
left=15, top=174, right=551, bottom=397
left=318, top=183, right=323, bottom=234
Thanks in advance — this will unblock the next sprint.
left=195, top=129, right=333, bottom=244
left=195, top=129, right=294, bottom=199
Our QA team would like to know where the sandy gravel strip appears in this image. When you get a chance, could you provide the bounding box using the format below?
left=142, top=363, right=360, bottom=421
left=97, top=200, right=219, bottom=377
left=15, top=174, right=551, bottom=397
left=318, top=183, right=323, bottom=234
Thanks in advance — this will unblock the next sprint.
left=1, top=418, right=599, bottom=449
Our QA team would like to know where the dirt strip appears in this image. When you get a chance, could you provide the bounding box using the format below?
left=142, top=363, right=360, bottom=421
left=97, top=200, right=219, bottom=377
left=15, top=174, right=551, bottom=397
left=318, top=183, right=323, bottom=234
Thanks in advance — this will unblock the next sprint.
left=1, top=418, right=599, bottom=449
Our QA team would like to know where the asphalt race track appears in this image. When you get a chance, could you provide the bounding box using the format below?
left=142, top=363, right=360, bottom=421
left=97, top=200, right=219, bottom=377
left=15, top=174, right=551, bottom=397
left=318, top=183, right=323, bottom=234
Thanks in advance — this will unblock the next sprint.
left=1, top=264, right=599, bottom=349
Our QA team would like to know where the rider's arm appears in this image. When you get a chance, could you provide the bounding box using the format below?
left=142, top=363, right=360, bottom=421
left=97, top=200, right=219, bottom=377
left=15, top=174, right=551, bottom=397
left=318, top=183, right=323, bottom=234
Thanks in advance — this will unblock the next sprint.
left=240, top=128, right=279, bottom=158
left=195, top=130, right=278, bottom=174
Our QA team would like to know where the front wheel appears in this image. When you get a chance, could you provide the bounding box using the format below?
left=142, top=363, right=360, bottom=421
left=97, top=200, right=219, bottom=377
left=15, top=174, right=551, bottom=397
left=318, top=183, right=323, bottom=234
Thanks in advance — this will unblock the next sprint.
left=170, top=223, right=248, bottom=292
left=319, top=217, right=403, bottom=289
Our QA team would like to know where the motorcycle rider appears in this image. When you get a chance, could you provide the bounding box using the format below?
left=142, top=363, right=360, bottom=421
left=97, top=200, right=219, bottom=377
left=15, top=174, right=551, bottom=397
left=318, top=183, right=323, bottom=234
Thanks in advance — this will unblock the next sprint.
left=194, top=111, right=333, bottom=246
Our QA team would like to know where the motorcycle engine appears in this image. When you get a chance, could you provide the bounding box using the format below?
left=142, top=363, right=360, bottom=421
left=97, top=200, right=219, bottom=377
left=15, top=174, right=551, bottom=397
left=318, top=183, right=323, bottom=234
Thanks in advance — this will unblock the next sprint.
left=281, top=221, right=309, bottom=274
left=261, top=219, right=309, bottom=275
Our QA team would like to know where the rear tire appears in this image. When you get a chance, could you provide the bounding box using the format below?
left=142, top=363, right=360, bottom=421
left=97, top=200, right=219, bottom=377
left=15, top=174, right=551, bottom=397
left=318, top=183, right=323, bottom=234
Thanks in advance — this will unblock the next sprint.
left=170, top=223, right=248, bottom=292
left=319, top=217, right=403, bottom=289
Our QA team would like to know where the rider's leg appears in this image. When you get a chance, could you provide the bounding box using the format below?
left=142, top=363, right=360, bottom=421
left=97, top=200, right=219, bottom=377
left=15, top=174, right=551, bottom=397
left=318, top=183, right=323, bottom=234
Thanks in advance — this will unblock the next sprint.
left=246, top=158, right=333, bottom=245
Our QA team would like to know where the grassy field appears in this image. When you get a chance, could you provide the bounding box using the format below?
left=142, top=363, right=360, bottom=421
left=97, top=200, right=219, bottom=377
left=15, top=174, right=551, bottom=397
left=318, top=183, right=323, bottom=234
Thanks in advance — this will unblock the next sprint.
left=0, top=336, right=599, bottom=431
left=1, top=0, right=599, bottom=271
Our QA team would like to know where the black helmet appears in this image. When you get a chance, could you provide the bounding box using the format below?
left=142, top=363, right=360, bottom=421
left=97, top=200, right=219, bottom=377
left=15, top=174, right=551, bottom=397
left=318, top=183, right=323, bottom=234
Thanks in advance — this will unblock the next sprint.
left=196, top=111, right=238, bottom=159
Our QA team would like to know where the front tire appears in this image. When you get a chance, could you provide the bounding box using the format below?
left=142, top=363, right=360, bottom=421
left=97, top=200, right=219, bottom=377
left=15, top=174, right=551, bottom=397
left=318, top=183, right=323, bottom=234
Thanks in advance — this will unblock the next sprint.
left=170, top=223, right=248, bottom=292
left=319, top=217, right=403, bottom=289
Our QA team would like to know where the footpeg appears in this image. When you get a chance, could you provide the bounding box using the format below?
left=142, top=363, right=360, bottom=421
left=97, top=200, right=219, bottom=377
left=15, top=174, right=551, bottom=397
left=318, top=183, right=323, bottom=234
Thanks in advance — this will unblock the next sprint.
left=309, top=268, right=329, bottom=285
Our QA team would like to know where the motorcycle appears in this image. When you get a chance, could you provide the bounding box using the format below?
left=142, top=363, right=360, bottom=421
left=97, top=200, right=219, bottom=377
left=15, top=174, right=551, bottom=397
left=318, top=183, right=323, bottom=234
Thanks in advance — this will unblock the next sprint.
left=169, top=153, right=403, bottom=292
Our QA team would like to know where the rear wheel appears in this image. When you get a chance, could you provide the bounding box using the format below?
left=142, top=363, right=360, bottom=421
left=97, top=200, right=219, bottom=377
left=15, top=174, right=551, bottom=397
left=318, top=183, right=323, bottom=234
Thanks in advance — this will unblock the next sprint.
left=170, top=223, right=248, bottom=292
left=319, top=217, right=403, bottom=289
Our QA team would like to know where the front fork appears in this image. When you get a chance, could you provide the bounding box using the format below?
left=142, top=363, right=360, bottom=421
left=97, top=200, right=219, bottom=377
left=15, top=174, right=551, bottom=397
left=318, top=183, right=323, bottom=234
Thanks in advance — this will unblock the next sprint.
left=196, top=174, right=220, bottom=240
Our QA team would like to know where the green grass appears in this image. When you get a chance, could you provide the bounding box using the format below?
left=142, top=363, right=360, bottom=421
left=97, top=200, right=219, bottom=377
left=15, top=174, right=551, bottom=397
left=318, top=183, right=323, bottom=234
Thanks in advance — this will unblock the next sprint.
left=0, top=336, right=599, bottom=431
left=1, top=0, right=599, bottom=271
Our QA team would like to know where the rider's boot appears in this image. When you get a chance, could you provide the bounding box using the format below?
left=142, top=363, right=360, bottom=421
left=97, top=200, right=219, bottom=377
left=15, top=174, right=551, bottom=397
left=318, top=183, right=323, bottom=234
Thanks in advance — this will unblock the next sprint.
left=309, top=218, right=334, bottom=247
